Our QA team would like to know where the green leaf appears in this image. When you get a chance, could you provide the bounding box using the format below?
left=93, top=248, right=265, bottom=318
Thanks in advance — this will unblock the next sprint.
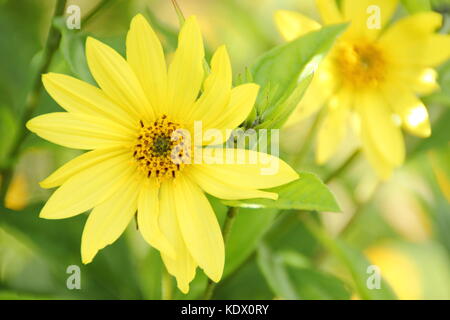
left=409, top=108, right=450, bottom=159
left=54, top=17, right=95, bottom=84
left=0, top=290, right=55, bottom=300
left=249, top=23, right=347, bottom=127
left=225, top=208, right=278, bottom=276
left=256, top=73, right=313, bottom=129
left=429, top=147, right=450, bottom=203
left=137, top=247, right=164, bottom=300
left=213, top=258, right=274, bottom=299
left=257, top=244, right=351, bottom=299
left=286, top=266, right=351, bottom=300
left=401, top=0, right=431, bottom=12
left=0, top=204, right=143, bottom=299
left=208, top=196, right=278, bottom=277
left=257, top=244, right=299, bottom=299
left=173, top=271, right=209, bottom=300
left=0, top=106, right=18, bottom=168
left=303, top=218, right=398, bottom=300
left=0, top=0, right=47, bottom=111
left=222, top=171, right=341, bottom=212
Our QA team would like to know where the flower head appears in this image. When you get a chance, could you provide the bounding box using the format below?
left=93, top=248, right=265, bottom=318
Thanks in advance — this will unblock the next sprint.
left=275, top=0, right=450, bottom=178
left=27, top=14, right=298, bottom=293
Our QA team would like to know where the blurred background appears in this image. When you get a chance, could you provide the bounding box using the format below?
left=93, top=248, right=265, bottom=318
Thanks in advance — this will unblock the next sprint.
left=0, top=0, right=449, bottom=299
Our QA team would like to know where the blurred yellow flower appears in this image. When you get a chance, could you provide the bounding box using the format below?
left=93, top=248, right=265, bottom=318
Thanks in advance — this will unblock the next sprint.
left=275, top=0, right=450, bottom=179
left=4, top=174, right=29, bottom=211
left=26, top=14, right=298, bottom=293
left=366, top=246, right=422, bottom=299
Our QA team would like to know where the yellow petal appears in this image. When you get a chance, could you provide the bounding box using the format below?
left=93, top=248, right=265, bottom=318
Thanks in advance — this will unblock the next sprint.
left=81, top=173, right=140, bottom=264
left=137, top=179, right=176, bottom=259
left=360, top=122, right=394, bottom=180
left=356, top=92, right=405, bottom=167
left=411, top=68, right=439, bottom=95
left=86, top=37, right=154, bottom=121
left=42, top=73, right=136, bottom=129
left=159, top=181, right=197, bottom=293
left=188, top=45, right=232, bottom=126
left=342, top=0, right=399, bottom=40
left=40, top=152, right=136, bottom=219
left=315, top=0, right=343, bottom=24
left=40, top=146, right=125, bottom=189
left=316, top=92, right=351, bottom=164
left=380, top=12, right=450, bottom=66
left=382, top=11, right=443, bottom=38
left=207, top=83, right=259, bottom=136
left=26, top=112, right=135, bottom=150
left=414, top=34, right=450, bottom=66
left=173, top=175, right=224, bottom=283
left=274, top=10, right=321, bottom=41
left=199, top=148, right=299, bottom=190
left=167, top=16, right=204, bottom=120
left=382, top=83, right=431, bottom=138
left=188, top=165, right=278, bottom=200
left=126, top=14, right=167, bottom=115
left=391, top=67, right=439, bottom=95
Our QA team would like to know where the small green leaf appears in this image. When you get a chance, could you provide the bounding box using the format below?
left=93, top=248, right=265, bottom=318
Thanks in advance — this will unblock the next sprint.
left=256, top=73, right=313, bottom=129
left=222, top=171, right=341, bottom=212
left=250, top=23, right=347, bottom=127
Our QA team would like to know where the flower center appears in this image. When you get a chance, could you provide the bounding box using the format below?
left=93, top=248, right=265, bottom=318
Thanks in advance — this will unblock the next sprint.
left=133, top=115, right=191, bottom=181
left=333, top=42, right=386, bottom=88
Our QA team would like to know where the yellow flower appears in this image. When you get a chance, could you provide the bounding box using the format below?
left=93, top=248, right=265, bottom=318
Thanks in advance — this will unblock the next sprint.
left=366, top=246, right=422, bottom=299
left=26, top=14, right=298, bottom=293
left=4, top=174, right=29, bottom=211
left=275, top=0, right=450, bottom=179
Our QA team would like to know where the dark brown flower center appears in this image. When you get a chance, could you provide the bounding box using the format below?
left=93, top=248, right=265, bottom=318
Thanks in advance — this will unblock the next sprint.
left=133, top=115, right=191, bottom=180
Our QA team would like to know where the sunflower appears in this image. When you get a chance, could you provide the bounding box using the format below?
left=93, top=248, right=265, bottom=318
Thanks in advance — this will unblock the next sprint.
left=27, top=14, right=298, bottom=293
left=275, top=0, right=450, bottom=179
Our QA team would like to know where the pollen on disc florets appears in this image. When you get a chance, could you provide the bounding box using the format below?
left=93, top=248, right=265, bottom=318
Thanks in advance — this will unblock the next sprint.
left=133, top=115, right=191, bottom=181
left=334, top=42, right=386, bottom=88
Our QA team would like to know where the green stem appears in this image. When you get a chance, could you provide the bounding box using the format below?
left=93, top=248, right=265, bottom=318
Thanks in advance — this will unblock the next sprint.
left=324, top=149, right=360, bottom=184
left=0, top=0, right=67, bottom=204
left=291, top=110, right=324, bottom=168
left=338, top=182, right=380, bottom=237
left=169, top=0, right=212, bottom=74
left=161, top=266, right=173, bottom=300
left=171, top=0, right=186, bottom=25
left=202, top=206, right=238, bottom=300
